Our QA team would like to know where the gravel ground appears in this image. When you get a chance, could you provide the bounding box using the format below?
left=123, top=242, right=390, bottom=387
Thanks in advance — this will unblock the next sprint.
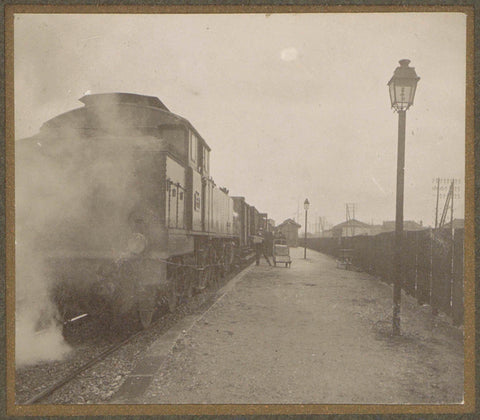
left=15, top=312, right=145, bottom=405
left=15, top=260, right=252, bottom=405
left=140, top=247, right=464, bottom=404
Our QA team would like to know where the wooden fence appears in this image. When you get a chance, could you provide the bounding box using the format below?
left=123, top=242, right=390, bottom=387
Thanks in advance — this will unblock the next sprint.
left=306, top=228, right=464, bottom=325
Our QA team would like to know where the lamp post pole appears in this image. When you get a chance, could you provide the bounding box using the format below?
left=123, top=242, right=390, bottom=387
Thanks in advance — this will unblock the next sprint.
left=393, top=109, right=406, bottom=335
left=304, top=198, right=309, bottom=259
left=388, top=59, right=420, bottom=336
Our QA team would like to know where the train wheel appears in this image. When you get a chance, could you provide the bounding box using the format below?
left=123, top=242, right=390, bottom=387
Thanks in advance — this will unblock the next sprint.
left=197, top=268, right=206, bottom=290
left=167, top=283, right=177, bottom=312
left=224, top=242, right=234, bottom=274
left=209, top=246, right=219, bottom=289
left=184, top=279, right=193, bottom=298
left=176, top=255, right=194, bottom=300
left=137, top=284, right=157, bottom=329
left=165, top=258, right=179, bottom=312
left=203, top=266, right=212, bottom=289
left=167, top=274, right=177, bottom=312
left=176, top=265, right=185, bottom=297
left=184, top=255, right=195, bottom=298
left=195, top=246, right=208, bottom=291
left=219, top=247, right=227, bottom=278
left=209, top=267, right=219, bottom=289
left=139, top=310, right=154, bottom=329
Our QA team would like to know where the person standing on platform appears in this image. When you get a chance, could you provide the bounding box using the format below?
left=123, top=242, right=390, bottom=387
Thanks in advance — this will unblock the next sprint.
left=264, top=230, right=274, bottom=258
left=253, top=229, right=272, bottom=266
left=253, top=233, right=263, bottom=266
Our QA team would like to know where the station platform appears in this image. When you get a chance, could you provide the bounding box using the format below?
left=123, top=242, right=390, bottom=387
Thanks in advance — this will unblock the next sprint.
left=111, top=247, right=464, bottom=405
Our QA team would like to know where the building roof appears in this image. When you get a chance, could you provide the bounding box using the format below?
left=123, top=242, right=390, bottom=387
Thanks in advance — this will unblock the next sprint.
left=331, top=219, right=371, bottom=230
left=441, top=218, right=464, bottom=229
left=382, top=220, right=424, bottom=231
left=277, top=218, right=301, bottom=229
left=79, top=93, right=170, bottom=111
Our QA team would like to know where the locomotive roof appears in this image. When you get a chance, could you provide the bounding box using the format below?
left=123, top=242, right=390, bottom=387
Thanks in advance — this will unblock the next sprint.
left=40, top=93, right=211, bottom=151
left=79, top=93, right=170, bottom=110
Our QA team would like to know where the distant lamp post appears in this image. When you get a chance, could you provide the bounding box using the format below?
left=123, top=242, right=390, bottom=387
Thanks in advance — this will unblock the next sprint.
left=388, top=59, right=420, bottom=336
left=304, top=198, right=310, bottom=259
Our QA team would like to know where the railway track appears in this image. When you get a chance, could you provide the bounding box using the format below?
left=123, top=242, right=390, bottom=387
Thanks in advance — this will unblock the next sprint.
left=17, top=256, right=255, bottom=405
left=23, top=327, right=145, bottom=405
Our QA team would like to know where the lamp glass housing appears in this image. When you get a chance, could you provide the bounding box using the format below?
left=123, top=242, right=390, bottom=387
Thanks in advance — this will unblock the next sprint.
left=388, top=59, right=420, bottom=112
left=304, top=199, right=310, bottom=211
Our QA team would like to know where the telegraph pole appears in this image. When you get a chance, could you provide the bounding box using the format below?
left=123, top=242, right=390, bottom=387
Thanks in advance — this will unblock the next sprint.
left=304, top=199, right=310, bottom=259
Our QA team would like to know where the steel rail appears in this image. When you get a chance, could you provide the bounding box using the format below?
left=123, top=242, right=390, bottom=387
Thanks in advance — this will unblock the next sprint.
left=23, top=327, right=146, bottom=405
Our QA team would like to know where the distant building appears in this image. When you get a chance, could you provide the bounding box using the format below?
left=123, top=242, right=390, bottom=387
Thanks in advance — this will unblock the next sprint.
left=321, top=218, right=427, bottom=238
left=319, top=229, right=334, bottom=238
left=440, top=218, right=464, bottom=230
left=276, top=218, right=301, bottom=247
left=331, top=219, right=372, bottom=238
left=382, top=220, right=425, bottom=232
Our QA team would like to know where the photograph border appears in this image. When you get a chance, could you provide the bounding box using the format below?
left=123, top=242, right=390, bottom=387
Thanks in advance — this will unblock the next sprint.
left=3, top=2, right=476, bottom=417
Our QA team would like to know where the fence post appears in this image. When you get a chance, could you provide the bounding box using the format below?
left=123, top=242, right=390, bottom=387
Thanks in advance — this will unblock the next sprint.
left=415, top=230, right=430, bottom=305
left=403, top=231, right=416, bottom=297
left=452, top=228, right=464, bottom=326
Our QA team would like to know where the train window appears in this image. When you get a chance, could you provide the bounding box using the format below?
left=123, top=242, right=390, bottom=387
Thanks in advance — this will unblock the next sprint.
left=179, top=191, right=184, bottom=200
left=190, top=132, right=197, bottom=163
left=194, top=191, right=201, bottom=211
left=172, top=189, right=176, bottom=197
left=161, top=127, right=186, bottom=159
left=204, top=149, right=209, bottom=174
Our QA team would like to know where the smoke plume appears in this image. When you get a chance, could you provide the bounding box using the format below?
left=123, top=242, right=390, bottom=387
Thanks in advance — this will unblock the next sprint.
left=15, top=105, right=143, bottom=367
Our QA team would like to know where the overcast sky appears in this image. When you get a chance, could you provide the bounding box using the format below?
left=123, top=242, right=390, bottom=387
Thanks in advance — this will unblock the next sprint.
left=14, top=12, right=466, bottom=228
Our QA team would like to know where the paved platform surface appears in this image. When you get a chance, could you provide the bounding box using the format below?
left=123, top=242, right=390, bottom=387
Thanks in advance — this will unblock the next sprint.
left=112, top=247, right=464, bottom=404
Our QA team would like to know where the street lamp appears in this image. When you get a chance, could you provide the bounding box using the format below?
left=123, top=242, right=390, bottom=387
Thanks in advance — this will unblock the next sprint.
left=304, top=198, right=310, bottom=259
left=388, top=59, right=420, bottom=335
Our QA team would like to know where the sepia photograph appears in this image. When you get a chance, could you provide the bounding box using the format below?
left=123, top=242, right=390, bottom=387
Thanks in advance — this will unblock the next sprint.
left=6, top=5, right=474, bottom=416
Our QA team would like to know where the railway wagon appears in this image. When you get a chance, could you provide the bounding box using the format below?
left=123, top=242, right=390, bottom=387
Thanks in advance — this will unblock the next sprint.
left=16, top=93, right=246, bottom=328
left=232, top=196, right=252, bottom=248
left=249, top=206, right=261, bottom=241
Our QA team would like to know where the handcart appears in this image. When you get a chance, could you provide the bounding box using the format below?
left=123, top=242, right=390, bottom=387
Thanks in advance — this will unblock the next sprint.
left=273, top=239, right=292, bottom=268
left=336, top=248, right=354, bottom=270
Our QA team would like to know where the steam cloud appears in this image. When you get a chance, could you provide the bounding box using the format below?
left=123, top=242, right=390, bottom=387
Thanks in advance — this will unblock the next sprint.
left=15, top=105, right=143, bottom=367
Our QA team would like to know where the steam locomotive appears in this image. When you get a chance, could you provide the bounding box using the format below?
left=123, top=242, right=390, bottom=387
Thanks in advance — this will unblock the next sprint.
left=16, top=93, right=272, bottom=328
